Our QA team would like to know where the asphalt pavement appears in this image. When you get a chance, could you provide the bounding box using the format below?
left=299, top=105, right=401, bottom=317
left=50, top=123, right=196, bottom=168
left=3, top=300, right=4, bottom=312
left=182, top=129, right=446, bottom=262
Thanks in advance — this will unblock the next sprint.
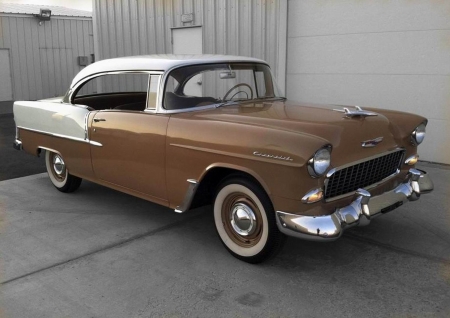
left=0, top=162, right=449, bottom=318
left=0, top=105, right=449, bottom=317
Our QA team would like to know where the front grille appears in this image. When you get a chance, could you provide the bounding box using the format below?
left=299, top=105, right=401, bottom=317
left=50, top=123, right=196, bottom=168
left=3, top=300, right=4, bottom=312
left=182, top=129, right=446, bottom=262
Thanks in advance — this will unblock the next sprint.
left=324, top=150, right=404, bottom=200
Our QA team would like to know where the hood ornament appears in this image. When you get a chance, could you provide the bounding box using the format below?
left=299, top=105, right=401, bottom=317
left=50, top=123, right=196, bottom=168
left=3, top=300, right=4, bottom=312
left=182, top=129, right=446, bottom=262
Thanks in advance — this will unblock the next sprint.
left=333, top=106, right=378, bottom=118
left=362, top=137, right=383, bottom=148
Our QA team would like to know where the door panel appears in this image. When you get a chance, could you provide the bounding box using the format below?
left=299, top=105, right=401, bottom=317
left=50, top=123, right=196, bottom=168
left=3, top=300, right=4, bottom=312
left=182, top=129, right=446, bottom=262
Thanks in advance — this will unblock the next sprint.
left=90, top=111, right=169, bottom=201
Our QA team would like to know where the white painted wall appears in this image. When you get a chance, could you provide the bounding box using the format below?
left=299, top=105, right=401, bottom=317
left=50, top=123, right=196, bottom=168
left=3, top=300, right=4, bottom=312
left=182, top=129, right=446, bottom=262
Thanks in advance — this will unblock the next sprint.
left=286, top=0, right=450, bottom=164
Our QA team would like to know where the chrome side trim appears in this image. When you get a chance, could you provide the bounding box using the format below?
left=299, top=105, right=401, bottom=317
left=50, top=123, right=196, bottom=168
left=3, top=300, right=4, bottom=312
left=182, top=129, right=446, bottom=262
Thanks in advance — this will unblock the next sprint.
left=89, top=141, right=103, bottom=147
left=84, top=112, right=90, bottom=140
left=174, top=179, right=199, bottom=213
left=170, top=143, right=301, bottom=167
left=18, top=126, right=101, bottom=147
left=276, top=169, right=433, bottom=242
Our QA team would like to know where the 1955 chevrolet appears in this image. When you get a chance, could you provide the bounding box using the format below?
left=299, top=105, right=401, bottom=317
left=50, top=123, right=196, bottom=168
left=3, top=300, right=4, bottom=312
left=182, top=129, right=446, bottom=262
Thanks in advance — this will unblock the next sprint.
left=13, top=55, right=433, bottom=263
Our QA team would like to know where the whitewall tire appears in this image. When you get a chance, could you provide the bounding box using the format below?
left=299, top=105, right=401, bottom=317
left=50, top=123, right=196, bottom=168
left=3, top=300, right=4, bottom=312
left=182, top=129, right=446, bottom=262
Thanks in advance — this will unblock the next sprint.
left=213, top=177, right=285, bottom=263
left=45, top=150, right=82, bottom=193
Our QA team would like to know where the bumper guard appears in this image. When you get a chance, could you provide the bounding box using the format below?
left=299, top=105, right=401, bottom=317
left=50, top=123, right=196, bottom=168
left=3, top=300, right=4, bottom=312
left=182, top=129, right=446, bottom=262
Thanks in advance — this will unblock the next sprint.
left=276, top=168, right=433, bottom=241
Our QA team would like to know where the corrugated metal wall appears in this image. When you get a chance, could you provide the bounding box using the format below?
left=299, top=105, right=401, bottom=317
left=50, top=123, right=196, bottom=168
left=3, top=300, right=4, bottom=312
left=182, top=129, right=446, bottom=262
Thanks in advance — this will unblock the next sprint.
left=93, top=0, right=284, bottom=87
left=0, top=15, right=94, bottom=100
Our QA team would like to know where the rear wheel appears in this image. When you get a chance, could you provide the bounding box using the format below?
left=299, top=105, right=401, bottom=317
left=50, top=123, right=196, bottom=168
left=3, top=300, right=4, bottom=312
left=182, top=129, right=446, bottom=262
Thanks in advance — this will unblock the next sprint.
left=45, top=150, right=82, bottom=193
left=213, top=177, right=285, bottom=263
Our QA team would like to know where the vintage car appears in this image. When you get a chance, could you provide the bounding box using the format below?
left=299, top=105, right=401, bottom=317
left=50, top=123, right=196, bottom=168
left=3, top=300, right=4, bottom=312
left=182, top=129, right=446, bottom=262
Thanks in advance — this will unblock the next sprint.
left=13, top=55, right=433, bottom=263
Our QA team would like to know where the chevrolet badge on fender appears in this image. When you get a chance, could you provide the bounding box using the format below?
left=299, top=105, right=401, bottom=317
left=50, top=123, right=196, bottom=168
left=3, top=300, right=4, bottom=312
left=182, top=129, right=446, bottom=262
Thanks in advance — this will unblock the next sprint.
left=253, top=151, right=293, bottom=161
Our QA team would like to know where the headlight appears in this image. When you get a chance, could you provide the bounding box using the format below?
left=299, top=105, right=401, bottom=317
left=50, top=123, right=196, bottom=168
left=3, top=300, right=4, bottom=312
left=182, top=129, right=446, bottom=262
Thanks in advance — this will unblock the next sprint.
left=411, top=123, right=426, bottom=145
left=307, top=147, right=331, bottom=178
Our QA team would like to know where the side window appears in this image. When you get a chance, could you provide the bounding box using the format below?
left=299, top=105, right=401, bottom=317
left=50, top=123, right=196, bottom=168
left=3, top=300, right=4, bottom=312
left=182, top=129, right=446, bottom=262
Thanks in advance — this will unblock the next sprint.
left=73, top=73, right=152, bottom=112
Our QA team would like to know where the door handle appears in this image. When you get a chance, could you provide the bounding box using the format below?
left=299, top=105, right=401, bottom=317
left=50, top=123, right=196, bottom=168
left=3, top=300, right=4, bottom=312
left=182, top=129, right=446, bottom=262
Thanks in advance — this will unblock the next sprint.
left=94, top=118, right=106, bottom=122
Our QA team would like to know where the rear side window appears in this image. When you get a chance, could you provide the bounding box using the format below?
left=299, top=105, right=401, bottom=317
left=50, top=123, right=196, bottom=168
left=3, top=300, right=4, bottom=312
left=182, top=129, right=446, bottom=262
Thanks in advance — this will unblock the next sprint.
left=72, top=73, right=160, bottom=111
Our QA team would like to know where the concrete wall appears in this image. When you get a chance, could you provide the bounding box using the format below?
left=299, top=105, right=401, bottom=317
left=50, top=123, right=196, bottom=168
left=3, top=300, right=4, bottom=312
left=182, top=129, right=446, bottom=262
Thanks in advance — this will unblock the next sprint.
left=93, top=0, right=287, bottom=93
left=286, top=0, right=450, bottom=164
left=0, top=14, right=94, bottom=102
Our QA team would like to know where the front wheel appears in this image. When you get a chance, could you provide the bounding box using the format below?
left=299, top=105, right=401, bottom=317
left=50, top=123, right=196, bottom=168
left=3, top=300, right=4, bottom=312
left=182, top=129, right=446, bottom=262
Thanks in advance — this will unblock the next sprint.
left=213, top=177, right=285, bottom=263
left=45, top=150, right=82, bottom=193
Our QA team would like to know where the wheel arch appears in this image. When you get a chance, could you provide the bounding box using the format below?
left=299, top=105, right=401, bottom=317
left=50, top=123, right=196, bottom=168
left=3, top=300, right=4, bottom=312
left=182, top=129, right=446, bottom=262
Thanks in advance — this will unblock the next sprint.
left=189, top=163, right=272, bottom=210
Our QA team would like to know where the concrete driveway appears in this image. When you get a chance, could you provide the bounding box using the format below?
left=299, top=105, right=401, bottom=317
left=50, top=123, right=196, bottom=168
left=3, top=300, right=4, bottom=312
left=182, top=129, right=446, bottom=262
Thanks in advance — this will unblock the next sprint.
left=0, top=163, right=449, bottom=317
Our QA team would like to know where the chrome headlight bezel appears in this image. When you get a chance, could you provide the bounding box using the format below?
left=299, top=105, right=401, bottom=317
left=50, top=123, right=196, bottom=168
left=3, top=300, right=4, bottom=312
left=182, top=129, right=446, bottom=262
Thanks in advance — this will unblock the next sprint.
left=307, top=146, right=332, bottom=178
left=411, top=123, right=426, bottom=146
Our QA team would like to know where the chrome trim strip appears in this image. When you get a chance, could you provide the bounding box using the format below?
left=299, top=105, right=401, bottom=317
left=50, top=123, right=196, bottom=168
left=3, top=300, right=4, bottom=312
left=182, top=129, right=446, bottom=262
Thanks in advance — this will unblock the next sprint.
left=156, top=62, right=271, bottom=114
left=276, top=169, right=433, bottom=241
left=170, top=143, right=302, bottom=167
left=18, top=126, right=100, bottom=146
left=84, top=112, right=90, bottom=140
left=67, top=71, right=165, bottom=103
left=175, top=179, right=199, bottom=213
left=37, top=146, right=61, bottom=156
left=89, top=141, right=103, bottom=147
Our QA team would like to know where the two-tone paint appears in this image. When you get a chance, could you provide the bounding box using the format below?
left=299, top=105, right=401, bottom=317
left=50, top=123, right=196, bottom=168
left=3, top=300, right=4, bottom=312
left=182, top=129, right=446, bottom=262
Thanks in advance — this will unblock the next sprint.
left=13, top=55, right=433, bottom=242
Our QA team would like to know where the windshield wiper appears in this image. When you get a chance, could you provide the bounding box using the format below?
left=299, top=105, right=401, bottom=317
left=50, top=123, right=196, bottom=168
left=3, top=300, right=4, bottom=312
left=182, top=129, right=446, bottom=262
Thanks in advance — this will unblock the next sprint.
left=215, top=100, right=239, bottom=108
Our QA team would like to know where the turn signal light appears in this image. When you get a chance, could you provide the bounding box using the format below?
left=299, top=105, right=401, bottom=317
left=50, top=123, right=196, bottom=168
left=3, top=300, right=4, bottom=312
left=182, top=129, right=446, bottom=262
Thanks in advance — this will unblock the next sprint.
left=405, top=154, right=419, bottom=166
left=302, top=188, right=324, bottom=204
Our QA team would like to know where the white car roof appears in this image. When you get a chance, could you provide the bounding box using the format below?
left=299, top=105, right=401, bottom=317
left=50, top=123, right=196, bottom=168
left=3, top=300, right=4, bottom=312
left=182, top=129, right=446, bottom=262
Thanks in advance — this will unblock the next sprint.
left=70, top=54, right=268, bottom=88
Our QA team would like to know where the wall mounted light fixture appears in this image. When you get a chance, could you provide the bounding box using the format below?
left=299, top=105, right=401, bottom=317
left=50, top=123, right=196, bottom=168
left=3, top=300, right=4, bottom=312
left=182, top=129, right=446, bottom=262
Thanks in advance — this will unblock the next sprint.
left=35, top=9, right=51, bottom=26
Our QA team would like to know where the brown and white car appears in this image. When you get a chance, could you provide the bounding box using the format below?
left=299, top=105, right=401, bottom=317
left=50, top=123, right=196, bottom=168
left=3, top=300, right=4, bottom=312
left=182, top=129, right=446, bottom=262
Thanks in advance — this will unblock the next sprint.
left=13, top=55, right=434, bottom=263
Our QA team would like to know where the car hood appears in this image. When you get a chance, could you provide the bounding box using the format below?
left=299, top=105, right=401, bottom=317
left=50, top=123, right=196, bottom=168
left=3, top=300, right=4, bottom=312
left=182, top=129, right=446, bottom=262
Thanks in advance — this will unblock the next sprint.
left=185, top=99, right=424, bottom=166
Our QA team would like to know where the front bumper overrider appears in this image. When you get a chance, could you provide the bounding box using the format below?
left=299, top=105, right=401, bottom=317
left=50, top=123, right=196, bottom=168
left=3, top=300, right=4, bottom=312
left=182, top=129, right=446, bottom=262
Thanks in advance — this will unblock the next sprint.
left=276, top=168, right=433, bottom=241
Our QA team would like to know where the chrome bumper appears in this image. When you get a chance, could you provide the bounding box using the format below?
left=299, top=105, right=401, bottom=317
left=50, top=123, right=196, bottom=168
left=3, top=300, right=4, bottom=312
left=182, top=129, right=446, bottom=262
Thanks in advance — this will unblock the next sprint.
left=13, top=139, right=22, bottom=151
left=276, top=168, right=434, bottom=241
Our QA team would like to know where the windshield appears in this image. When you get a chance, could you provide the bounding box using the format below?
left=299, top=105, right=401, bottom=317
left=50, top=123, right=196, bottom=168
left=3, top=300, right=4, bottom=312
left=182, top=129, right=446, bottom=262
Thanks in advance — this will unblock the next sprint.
left=163, top=63, right=282, bottom=110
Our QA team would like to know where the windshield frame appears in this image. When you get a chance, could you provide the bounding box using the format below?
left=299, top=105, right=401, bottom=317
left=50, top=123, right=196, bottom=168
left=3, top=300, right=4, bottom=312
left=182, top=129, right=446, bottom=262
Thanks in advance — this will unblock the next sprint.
left=157, top=62, right=284, bottom=114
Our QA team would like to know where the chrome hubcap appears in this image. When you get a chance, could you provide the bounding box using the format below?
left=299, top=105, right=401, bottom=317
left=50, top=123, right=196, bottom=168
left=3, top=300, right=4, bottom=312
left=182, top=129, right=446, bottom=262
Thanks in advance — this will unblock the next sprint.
left=53, top=155, right=65, bottom=176
left=230, top=203, right=257, bottom=236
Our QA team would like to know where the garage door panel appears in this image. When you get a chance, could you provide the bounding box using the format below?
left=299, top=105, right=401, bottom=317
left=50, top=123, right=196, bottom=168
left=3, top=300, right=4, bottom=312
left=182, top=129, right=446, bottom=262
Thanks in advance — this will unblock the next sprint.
left=288, top=30, right=450, bottom=75
left=286, top=73, right=449, bottom=121
left=288, top=0, right=450, bottom=38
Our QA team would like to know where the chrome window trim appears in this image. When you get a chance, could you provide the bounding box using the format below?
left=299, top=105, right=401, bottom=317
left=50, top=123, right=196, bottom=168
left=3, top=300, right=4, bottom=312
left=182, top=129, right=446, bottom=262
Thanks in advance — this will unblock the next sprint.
left=145, top=74, right=162, bottom=113
left=66, top=70, right=164, bottom=106
left=324, top=148, right=405, bottom=202
left=156, top=62, right=271, bottom=114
